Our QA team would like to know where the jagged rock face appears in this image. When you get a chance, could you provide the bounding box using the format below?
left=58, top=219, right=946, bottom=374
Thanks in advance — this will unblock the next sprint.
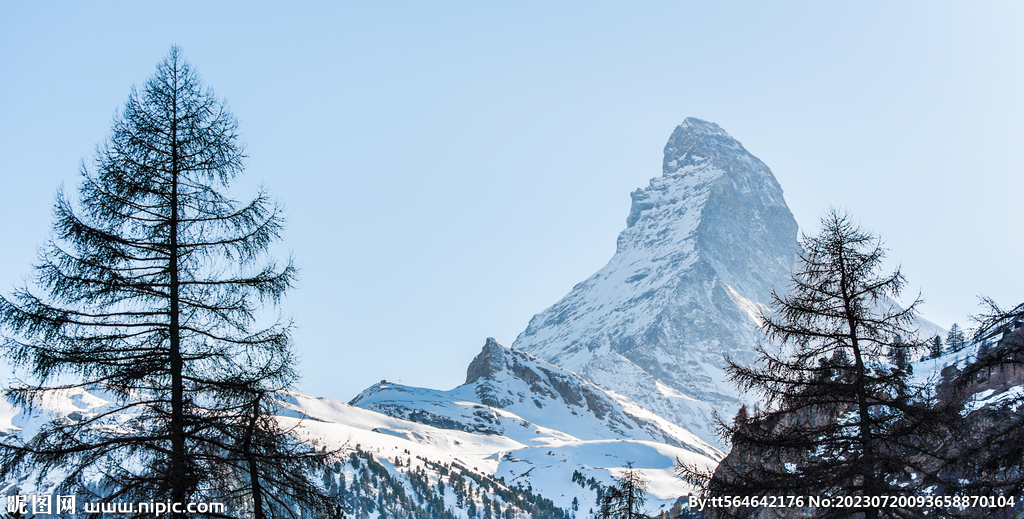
left=350, top=338, right=722, bottom=460
left=512, top=118, right=799, bottom=447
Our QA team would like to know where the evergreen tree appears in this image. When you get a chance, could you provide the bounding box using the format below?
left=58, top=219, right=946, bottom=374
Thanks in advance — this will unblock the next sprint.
left=945, top=299, right=1024, bottom=504
left=945, top=323, right=965, bottom=352
left=216, top=386, right=339, bottom=518
left=0, top=47, right=332, bottom=517
left=930, top=335, right=943, bottom=359
left=680, top=210, right=954, bottom=519
left=595, top=488, right=616, bottom=519
left=730, top=405, right=749, bottom=441
left=889, top=335, right=912, bottom=374
left=596, top=462, right=649, bottom=519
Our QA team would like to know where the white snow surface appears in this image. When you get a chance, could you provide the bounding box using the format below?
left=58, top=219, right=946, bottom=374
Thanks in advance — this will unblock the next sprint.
left=911, top=328, right=1024, bottom=414
left=283, top=389, right=719, bottom=512
left=2, top=377, right=719, bottom=514
left=350, top=338, right=722, bottom=461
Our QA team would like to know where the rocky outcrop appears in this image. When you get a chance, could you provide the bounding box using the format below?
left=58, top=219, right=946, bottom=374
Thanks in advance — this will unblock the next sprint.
left=350, top=338, right=723, bottom=459
left=465, top=337, right=504, bottom=384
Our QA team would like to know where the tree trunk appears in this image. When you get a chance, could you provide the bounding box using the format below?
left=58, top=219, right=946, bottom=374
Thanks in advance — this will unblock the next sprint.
left=168, top=60, right=187, bottom=519
left=839, top=250, right=878, bottom=519
left=245, top=394, right=265, bottom=519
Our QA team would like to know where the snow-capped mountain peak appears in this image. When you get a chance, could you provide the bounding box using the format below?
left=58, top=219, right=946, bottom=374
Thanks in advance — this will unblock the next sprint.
left=513, top=118, right=800, bottom=448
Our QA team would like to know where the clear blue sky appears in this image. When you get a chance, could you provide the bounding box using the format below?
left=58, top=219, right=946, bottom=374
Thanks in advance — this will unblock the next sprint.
left=2, top=2, right=1021, bottom=401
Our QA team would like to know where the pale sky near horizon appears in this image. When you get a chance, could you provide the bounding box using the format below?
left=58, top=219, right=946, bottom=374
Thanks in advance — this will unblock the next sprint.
left=1, top=2, right=1022, bottom=401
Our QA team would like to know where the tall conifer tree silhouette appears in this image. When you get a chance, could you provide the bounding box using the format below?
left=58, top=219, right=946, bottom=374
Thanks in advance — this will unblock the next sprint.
left=680, top=210, right=955, bottom=519
left=0, top=47, right=333, bottom=518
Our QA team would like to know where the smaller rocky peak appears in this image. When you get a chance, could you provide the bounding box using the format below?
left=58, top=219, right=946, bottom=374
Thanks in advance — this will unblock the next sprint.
left=465, top=337, right=508, bottom=384
left=347, top=379, right=388, bottom=405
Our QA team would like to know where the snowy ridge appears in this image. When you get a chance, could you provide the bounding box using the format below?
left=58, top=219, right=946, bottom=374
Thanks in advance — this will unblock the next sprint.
left=1, top=384, right=718, bottom=516
left=350, top=338, right=722, bottom=461
left=283, top=390, right=716, bottom=512
left=513, top=118, right=800, bottom=448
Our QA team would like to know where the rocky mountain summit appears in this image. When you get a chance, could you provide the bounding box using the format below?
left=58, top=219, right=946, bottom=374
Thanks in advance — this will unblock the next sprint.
left=512, top=118, right=800, bottom=447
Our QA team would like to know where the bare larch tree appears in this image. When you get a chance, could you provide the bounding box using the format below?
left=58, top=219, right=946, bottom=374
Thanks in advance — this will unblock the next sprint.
left=680, top=210, right=958, bottom=519
left=0, top=47, right=334, bottom=518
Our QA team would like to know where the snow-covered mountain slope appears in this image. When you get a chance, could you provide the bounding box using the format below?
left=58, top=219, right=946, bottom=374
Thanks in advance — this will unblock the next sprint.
left=1, top=382, right=718, bottom=516
left=512, top=118, right=800, bottom=448
left=350, top=338, right=722, bottom=461
left=284, top=390, right=717, bottom=514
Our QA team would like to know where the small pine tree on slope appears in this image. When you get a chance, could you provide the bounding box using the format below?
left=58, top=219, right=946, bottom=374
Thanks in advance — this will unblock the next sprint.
left=596, top=462, right=650, bottom=519
left=945, top=323, right=966, bottom=352
left=931, top=335, right=944, bottom=359
left=942, top=299, right=1024, bottom=513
